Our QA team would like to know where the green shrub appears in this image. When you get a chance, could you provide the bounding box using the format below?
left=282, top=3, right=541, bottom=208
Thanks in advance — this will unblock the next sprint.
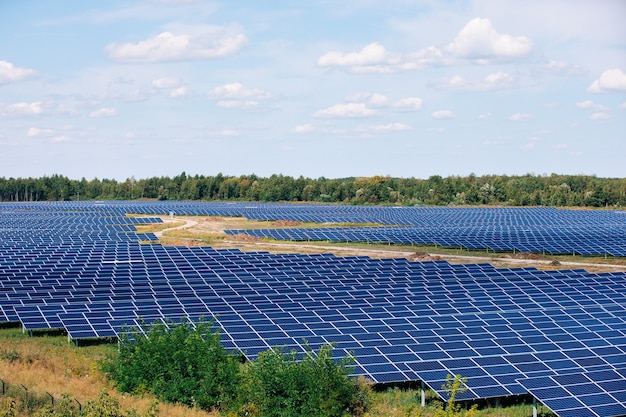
left=234, top=344, right=370, bottom=417
left=102, top=318, right=240, bottom=411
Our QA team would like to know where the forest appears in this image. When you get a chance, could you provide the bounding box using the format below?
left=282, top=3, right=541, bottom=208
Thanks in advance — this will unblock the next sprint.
left=1, top=173, right=625, bottom=207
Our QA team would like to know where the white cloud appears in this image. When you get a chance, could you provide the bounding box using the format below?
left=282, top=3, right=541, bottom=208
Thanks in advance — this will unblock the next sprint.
left=26, top=127, right=54, bottom=137
left=106, top=26, right=247, bottom=63
left=368, top=93, right=389, bottom=106
left=216, top=129, right=239, bottom=136
left=576, top=100, right=608, bottom=111
left=590, top=112, right=610, bottom=121
left=2, top=101, right=43, bottom=116
left=444, top=71, right=515, bottom=91
left=217, top=100, right=259, bottom=110
left=620, top=102, right=626, bottom=109
left=478, top=113, right=493, bottom=120
left=209, top=82, right=272, bottom=99
left=0, top=60, right=38, bottom=84
left=508, top=113, right=533, bottom=121
left=446, top=18, right=533, bottom=60
left=291, top=124, right=316, bottom=134
left=152, top=77, right=180, bottom=89
left=358, top=123, right=411, bottom=133
left=521, top=142, right=536, bottom=151
left=89, top=107, right=117, bottom=118
left=540, top=60, right=585, bottom=76
left=50, top=135, right=72, bottom=143
left=170, top=86, right=188, bottom=98
left=392, top=97, right=422, bottom=110
left=314, top=103, right=376, bottom=118
left=587, top=69, right=626, bottom=93
left=317, top=42, right=396, bottom=70
left=431, top=110, right=454, bottom=119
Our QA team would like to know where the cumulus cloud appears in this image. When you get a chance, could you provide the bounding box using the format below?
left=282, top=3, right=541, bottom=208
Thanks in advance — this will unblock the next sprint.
left=446, top=18, right=533, bottom=60
left=317, top=42, right=398, bottom=72
left=209, top=82, right=272, bottom=99
left=590, top=112, right=610, bottom=121
left=576, top=100, right=608, bottom=111
left=26, top=127, right=54, bottom=137
left=392, top=97, right=422, bottom=110
left=314, top=103, right=376, bottom=118
left=169, top=86, right=188, bottom=98
left=444, top=71, right=516, bottom=91
left=508, top=113, right=533, bottom=121
left=358, top=123, right=411, bottom=132
left=539, top=60, right=585, bottom=76
left=152, top=77, right=181, bottom=89
left=431, top=110, right=454, bottom=119
left=0, top=60, right=38, bottom=84
left=89, top=107, right=117, bottom=118
left=106, top=26, right=247, bottom=63
left=291, top=124, right=316, bottom=134
left=2, top=101, right=44, bottom=116
left=316, top=18, right=532, bottom=74
left=217, top=100, right=259, bottom=109
left=587, top=69, right=626, bottom=93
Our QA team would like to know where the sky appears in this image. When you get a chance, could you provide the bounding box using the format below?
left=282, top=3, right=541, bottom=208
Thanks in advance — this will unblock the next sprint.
left=1, top=0, right=625, bottom=181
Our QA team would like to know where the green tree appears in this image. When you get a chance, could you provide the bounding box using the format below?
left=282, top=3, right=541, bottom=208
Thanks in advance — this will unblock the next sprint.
left=102, top=319, right=240, bottom=411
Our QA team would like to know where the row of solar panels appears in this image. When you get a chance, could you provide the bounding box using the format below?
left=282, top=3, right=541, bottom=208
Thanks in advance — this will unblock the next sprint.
left=1, top=201, right=625, bottom=417
left=2, top=201, right=625, bottom=257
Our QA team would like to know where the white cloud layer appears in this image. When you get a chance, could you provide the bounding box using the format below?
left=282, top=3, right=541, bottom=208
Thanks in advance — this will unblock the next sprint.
left=209, top=82, right=272, bottom=99
left=444, top=71, right=516, bottom=91
left=152, top=77, right=181, bottom=89
left=587, top=69, right=626, bottom=93
left=0, top=60, right=38, bottom=84
left=26, top=127, right=54, bottom=137
left=106, top=26, right=247, bottom=62
left=89, top=107, right=118, bottom=118
left=431, top=110, right=455, bottom=119
left=314, top=103, right=376, bottom=118
left=508, top=113, right=533, bottom=121
left=2, top=101, right=44, bottom=117
left=576, top=100, right=608, bottom=111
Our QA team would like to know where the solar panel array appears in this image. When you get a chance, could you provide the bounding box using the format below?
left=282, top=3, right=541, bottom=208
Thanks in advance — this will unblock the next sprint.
left=4, top=201, right=624, bottom=257
left=1, top=201, right=625, bottom=417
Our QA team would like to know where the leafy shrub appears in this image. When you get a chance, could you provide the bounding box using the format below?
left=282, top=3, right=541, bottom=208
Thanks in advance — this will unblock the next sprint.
left=234, top=344, right=370, bottom=417
left=102, top=318, right=240, bottom=411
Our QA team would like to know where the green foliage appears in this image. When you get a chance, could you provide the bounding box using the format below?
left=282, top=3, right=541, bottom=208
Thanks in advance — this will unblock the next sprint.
left=233, top=344, right=370, bottom=417
left=1, top=173, right=625, bottom=208
left=102, top=318, right=240, bottom=411
left=435, top=375, right=477, bottom=417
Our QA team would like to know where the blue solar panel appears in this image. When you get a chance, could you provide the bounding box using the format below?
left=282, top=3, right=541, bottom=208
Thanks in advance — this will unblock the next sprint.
left=1, top=201, right=625, bottom=416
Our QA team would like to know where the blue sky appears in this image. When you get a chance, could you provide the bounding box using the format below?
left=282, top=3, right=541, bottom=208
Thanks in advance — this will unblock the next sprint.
left=1, top=0, right=625, bottom=181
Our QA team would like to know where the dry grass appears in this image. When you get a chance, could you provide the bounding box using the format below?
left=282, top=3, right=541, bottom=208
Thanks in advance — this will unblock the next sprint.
left=0, top=328, right=218, bottom=417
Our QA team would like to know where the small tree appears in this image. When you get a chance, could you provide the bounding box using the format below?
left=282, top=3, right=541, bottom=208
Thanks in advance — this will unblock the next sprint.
left=235, top=344, right=370, bottom=417
left=435, top=374, right=477, bottom=417
left=102, top=318, right=240, bottom=411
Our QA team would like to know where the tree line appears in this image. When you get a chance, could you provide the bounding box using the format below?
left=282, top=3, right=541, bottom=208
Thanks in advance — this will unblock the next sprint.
left=1, top=172, right=625, bottom=207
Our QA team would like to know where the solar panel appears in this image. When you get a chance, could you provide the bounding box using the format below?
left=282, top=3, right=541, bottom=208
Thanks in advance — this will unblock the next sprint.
left=1, top=201, right=625, bottom=416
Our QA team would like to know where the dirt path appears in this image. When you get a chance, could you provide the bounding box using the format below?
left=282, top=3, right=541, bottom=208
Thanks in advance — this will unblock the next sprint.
left=153, top=215, right=626, bottom=273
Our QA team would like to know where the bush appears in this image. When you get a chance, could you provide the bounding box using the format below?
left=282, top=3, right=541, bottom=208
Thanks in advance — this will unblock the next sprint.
left=102, top=318, right=240, bottom=411
left=234, top=344, right=370, bottom=417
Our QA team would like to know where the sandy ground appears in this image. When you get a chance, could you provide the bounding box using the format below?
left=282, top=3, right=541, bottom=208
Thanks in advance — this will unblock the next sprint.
left=152, top=215, right=626, bottom=273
